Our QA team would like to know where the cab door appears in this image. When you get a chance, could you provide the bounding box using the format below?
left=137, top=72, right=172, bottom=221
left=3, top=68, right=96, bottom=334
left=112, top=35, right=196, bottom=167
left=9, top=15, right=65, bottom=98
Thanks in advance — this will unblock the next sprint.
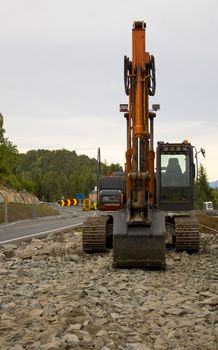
left=156, top=143, right=195, bottom=211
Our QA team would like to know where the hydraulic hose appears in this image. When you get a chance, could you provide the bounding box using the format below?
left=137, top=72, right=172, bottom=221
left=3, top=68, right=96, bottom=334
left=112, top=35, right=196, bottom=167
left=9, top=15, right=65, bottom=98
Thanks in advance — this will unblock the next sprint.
left=124, top=55, right=132, bottom=96
left=148, top=54, right=156, bottom=96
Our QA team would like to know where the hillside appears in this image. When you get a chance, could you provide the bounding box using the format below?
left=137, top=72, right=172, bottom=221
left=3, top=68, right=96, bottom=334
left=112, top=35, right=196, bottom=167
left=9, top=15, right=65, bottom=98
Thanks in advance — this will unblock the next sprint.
left=0, top=185, right=58, bottom=223
left=0, top=202, right=59, bottom=223
left=0, top=115, right=122, bottom=202
left=18, top=149, right=122, bottom=201
left=0, top=184, right=39, bottom=204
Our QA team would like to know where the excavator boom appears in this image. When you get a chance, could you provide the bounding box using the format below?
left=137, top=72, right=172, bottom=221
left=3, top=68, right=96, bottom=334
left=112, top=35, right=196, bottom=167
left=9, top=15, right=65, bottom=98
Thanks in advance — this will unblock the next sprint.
left=112, top=21, right=166, bottom=269
left=125, top=21, right=155, bottom=225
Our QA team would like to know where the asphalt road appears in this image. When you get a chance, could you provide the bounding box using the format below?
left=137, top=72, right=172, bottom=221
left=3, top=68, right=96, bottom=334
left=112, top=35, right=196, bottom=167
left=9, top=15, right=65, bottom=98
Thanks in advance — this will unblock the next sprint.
left=0, top=205, right=95, bottom=245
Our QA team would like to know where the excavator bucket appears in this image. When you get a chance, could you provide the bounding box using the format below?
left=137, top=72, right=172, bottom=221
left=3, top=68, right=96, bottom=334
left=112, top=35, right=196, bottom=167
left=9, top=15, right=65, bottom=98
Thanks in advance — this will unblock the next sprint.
left=113, top=209, right=166, bottom=269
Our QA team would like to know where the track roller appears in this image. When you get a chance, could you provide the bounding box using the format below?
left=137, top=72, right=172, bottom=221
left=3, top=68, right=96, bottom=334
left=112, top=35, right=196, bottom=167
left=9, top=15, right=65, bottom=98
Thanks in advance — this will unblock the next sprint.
left=82, top=215, right=113, bottom=253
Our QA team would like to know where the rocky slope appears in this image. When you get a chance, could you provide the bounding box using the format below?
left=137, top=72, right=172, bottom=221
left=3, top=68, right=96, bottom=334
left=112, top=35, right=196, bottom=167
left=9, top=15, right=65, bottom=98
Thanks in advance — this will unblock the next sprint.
left=0, top=185, right=39, bottom=204
left=0, top=231, right=217, bottom=350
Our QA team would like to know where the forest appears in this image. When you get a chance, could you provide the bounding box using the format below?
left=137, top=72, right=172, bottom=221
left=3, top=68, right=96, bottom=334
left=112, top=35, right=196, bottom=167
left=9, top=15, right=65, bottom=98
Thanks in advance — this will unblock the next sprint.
left=0, top=113, right=217, bottom=206
left=0, top=114, right=121, bottom=201
left=18, top=149, right=122, bottom=201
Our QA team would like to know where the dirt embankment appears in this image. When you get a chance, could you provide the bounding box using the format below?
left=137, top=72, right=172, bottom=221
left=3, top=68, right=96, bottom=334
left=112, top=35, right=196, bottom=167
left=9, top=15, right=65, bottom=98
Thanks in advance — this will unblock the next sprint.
left=0, top=185, right=58, bottom=222
left=0, top=185, right=39, bottom=204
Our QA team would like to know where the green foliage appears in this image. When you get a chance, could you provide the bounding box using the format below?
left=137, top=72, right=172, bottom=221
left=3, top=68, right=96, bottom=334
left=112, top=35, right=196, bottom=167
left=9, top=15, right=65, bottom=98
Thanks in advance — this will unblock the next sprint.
left=101, top=160, right=123, bottom=175
left=0, top=203, right=58, bottom=223
left=211, top=188, right=218, bottom=209
left=0, top=113, right=122, bottom=200
left=17, top=149, right=122, bottom=201
left=194, top=164, right=215, bottom=209
left=0, top=113, right=23, bottom=190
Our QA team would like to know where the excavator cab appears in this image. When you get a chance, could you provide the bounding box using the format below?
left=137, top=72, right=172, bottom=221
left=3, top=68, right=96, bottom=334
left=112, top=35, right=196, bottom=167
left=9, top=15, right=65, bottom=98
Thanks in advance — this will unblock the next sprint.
left=156, top=142, right=195, bottom=211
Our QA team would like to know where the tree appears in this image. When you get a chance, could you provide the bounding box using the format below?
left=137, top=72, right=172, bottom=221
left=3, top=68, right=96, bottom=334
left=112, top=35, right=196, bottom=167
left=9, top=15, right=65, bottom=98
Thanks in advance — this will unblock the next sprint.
left=0, top=113, right=21, bottom=189
left=0, top=114, right=123, bottom=198
left=17, top=149, right=122, bottom=201
left=211, top=188, right=218, bottom=209
left=194, top=164, right=215, bottom=209
left=101, top=160, right=123, bottom=175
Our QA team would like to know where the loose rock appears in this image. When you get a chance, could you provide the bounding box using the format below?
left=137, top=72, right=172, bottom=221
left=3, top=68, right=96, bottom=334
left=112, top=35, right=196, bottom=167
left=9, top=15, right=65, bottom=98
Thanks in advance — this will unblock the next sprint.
left=0, top=230, right=217, bottom=349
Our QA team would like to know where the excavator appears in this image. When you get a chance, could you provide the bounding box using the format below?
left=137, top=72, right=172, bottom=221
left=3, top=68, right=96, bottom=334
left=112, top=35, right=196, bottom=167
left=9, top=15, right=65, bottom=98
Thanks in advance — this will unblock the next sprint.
left=82, top=21, right=199, bottom=269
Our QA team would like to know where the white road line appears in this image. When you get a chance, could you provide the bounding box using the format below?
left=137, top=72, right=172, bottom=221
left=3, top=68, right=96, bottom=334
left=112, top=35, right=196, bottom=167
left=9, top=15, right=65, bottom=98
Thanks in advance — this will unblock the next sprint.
left=15, top=223, right=43, bottom=230
left=0, top=223, right=83, bottom=245
left=14, top=220, right=64, bottom=230
left=45, top=220, right=67, bottom=225
left=0, top=222, right=16, bottom=228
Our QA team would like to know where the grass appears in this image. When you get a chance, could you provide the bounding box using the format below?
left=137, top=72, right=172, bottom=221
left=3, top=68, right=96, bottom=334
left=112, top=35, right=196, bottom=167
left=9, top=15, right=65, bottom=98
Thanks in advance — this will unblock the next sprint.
left=0, top=203, right=59, bottom=223
left=195, top=213, right=218, bottom=232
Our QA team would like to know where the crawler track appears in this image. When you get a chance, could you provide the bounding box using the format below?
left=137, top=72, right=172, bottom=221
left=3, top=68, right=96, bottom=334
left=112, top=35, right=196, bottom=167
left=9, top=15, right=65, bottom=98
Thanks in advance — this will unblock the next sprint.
left=175, top=216, right=199, bottom=252
left=82, top=215, right=113, bottom=253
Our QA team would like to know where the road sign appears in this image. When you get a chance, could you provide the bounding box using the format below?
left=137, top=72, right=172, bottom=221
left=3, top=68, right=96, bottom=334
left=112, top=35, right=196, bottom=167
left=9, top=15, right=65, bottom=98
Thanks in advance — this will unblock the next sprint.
left=59, top=198, right=78, bottom=206
left=76, top=193, right=84, bottom=200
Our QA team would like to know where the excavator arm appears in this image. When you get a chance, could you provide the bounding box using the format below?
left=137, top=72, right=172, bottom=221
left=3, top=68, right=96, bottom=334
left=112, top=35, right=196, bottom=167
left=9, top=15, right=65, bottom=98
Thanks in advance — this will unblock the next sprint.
left=124, top=21, right=156, bottom=225
left=112, top=21, right=166, bottom=269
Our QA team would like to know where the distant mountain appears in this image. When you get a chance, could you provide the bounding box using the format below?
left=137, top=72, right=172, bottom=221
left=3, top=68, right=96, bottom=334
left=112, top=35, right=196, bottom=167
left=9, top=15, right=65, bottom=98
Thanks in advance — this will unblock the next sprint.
left=209, top=180, right=218, bottom=189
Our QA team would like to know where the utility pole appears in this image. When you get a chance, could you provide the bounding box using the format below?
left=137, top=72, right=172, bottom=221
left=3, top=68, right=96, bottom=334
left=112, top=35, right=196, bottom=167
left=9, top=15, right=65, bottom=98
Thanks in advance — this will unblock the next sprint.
left=97, top=147, right=101, bottom=205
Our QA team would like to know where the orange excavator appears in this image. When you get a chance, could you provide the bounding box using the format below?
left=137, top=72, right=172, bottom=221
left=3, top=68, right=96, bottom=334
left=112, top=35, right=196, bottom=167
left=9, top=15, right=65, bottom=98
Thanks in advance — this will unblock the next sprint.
left=82, top=21, right=199, bottom=269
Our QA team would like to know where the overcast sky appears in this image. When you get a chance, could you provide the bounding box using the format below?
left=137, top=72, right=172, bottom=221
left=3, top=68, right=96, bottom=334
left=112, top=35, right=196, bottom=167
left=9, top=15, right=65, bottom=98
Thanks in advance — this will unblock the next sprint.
left=1, top=0, right=217, bottom=181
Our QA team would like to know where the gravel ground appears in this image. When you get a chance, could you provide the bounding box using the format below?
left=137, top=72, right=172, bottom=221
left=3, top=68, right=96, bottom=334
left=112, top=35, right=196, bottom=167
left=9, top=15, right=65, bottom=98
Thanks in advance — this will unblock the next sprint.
left=0, top=230, right=217, bottom=350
